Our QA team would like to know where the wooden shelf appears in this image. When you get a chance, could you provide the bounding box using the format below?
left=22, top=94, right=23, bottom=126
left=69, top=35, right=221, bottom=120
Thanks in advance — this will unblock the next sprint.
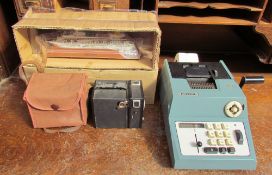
left=159, top=15, right=258, bottom=25
left=158, top=1, right=263, bottom=12
left=258, top=19, right=272, bottom=25
left=157, top=0, right=268, bottom=25
left=262, top=0, right=272, bottom=23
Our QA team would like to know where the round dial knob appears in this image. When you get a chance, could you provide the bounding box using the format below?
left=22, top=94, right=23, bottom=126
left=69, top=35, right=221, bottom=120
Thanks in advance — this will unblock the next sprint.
left=224, top=101, right=243, bottom=118
left=230, top=105, right=239, bottom=113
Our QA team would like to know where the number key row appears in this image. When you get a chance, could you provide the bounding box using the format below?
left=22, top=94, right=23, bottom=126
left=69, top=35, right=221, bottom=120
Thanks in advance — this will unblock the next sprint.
left=207, top=131, right=231, bottom=138
left=205, top=123, right=229, bottom=130
left=208, top=139, right=233, bottom=146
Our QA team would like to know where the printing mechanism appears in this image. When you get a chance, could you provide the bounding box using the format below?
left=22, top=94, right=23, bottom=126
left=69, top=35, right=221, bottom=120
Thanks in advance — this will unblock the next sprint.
left=169, top=62, right=231, bottom=90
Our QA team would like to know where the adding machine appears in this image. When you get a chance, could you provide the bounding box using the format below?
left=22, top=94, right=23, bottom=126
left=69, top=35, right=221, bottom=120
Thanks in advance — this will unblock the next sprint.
left=160, top=60, right=263, bottom=170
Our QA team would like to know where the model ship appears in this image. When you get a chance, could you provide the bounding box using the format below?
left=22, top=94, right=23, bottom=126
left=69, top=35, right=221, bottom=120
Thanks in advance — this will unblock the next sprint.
left=38, top=31, right=141, bottom=59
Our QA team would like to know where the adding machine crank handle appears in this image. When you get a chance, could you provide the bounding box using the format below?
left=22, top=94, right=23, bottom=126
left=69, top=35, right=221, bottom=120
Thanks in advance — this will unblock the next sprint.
left=239, top=76, right=264, bottom=88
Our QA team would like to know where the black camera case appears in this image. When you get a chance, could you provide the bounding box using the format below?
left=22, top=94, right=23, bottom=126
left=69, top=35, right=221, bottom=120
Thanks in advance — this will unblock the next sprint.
left=90, top=80, right=144, bottom=128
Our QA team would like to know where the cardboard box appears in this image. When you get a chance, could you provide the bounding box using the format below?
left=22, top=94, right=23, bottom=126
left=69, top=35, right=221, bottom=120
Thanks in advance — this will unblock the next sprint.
left=13, top=9, right=161, bottom=104
left=13, top=9, right=161, bottom=70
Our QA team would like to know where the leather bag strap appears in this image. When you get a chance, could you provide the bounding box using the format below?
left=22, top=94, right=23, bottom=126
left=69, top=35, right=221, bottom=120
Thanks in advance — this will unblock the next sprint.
left=43, top=126, right=81, bottom=133
left=19, top=60, right=45, bottom=84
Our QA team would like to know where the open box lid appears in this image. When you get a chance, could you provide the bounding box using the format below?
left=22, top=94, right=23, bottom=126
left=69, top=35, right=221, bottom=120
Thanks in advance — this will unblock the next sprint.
left=13, top=8, right=160, bottom=32
left=23, top=73, right=87, bottom=111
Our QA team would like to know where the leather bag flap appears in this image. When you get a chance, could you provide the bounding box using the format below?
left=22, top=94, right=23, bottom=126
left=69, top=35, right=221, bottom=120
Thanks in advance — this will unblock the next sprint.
left=24, top=73, right=87, bottom=111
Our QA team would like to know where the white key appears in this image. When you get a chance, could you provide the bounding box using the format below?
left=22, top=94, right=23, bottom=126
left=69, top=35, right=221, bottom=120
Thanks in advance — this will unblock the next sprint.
left=205, top=123, right=213, bottom=130
left=215, top=131, right=224, bottom=138
left=217, top=139, right=225, bottom=146
left=225, top=139, right=233, bottom=146
left=223, top=131, right=231, bottom=138
left=221, top=123, right=229, bottom=130
left=213, top=123, right=221, bottom=130
left=207, top=131, right=216, bottom=138
left=208, top=139, right=217, bottom=146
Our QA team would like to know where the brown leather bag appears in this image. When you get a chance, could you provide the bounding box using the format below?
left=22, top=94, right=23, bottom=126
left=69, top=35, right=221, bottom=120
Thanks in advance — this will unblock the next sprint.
left=23, top=72, right=88, bottom=131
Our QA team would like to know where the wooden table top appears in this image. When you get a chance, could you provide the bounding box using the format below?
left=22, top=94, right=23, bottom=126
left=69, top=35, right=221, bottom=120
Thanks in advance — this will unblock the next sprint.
left=0, top=56, right=271, bottom=175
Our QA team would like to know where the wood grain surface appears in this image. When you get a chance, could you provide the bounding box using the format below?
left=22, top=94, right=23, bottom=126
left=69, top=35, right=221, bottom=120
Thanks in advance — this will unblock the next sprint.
left=0, top=57, right=272, bottom=175
left=256, top=22, right=272, bottom=45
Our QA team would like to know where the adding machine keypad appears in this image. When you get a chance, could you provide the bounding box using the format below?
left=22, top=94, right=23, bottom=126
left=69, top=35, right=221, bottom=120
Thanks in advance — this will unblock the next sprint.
left=175, top=122, right=250, bottom=156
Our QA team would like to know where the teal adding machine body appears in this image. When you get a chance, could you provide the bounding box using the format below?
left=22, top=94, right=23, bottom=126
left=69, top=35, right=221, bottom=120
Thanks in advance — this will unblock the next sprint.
left=160, top=59, right=264, bottom=170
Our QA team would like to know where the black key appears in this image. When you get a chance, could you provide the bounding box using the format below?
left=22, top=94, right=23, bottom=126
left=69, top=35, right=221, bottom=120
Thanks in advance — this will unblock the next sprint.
left=219, top=147, right=227, bottom=154
left=235, top=130, right=244, bottom=145
left=204, top=147, right=218, bottom=154
left=196, top=141, right=202, bottom=147
left=227, top=147, right=236, bottom=154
